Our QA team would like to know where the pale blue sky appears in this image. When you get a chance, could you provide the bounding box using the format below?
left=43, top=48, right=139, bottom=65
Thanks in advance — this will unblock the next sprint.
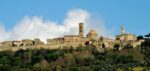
left=0, top=0, right=149, bottom=36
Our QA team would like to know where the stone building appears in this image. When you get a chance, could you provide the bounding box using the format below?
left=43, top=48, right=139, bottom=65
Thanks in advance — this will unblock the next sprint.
left=87, top=29, right=98, bottom=40
left=34, top=38, right=44, bottom=45
left=116, top=34, right=136, bottom=41
left=116, top=26, right=136, bottom=42
left=47, top=23, right=99, bottom=48
left=99, top=37, right=115, bottom=48
left=47, top=38, right=64, bottom=45
left=0, top=38, right=45, bottom=47
left=130, top=39, right=145, bottom=48
left=22, top=39, right=34, bottom=46
left=13, top=41, right=22, bottom=46
left=64, top=35, right=82, bottom=47
left=0, top=41, right=13, bottom=47
left=47, top=35, right=85, bottom=48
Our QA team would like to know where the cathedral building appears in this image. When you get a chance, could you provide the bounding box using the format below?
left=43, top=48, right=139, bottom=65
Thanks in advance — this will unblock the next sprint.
left=87, top=29, right=98, bottom=40
left=116, top=26, right=136, bottom=42
left=47, top=23, right=99, bottom=47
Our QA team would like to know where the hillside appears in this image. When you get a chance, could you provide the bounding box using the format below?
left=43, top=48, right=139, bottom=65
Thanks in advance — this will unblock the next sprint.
left=0, top=39, right=150, bottom=71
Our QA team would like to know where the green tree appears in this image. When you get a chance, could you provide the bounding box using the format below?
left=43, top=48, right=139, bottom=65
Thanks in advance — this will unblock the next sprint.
left=145, top=33, right=150, bottom=38
left=137, top=35, right=144, bottom=40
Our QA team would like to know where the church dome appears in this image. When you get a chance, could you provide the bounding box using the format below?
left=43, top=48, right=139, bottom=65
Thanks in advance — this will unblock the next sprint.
left=88, top=29, right=97, bottom=35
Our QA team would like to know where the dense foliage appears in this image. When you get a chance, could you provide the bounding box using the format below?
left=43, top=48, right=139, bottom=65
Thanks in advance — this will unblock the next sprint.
left=0, top=39, right=150, bottom=71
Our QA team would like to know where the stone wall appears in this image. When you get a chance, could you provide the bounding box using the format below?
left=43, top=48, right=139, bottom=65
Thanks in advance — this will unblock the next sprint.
left=0, top=43, right=81, bottom=51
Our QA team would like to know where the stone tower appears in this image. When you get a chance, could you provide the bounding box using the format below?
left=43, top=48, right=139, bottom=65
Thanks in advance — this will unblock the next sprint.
left=121, top=25, right=125, bottom=35
left=79, top=23, right=84, bottom=37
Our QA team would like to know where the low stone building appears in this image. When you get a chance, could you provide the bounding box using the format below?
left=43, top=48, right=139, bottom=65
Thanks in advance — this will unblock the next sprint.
left=116, top=26, right=136, bottom=42
left=98, top=37, right=115, bottom=48
left=22, top=39, right=34, bottom=46
left=47, top=38, right=64, bottom=45
left=116, top=34, right=136, bottom=42
left=64, top=35, right=83, bottom=47
left=0, top=41, right=13, bottom=47
left=131, top=40, right=145, bottom=48
left=13, top=41, right=22, bottom=46
left=47, top=35, right=84, bottom=48
left=34, top=38, right=44, bottom=45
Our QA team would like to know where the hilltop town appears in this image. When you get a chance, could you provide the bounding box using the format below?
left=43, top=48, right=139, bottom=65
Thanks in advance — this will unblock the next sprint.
left=0, top=23, right=150, bottom=71
left=0, top=23, right=144, bottom=51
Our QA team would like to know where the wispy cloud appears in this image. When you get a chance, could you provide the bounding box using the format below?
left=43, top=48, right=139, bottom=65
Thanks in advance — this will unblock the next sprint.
left=0, top=8, right=114, bottom=43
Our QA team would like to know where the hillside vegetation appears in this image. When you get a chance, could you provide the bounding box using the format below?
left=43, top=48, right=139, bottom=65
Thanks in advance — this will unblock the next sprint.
left=0, top=39, right=150, bottom=71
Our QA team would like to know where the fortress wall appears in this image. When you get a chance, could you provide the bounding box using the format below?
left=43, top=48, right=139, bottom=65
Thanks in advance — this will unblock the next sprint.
left=0, top=44, right=81, bottom=51
left=12, top=44, right=63, bottom=51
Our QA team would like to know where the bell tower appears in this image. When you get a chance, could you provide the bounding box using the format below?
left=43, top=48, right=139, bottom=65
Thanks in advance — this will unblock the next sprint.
left=79, top=23, right=84, bottom=37
left=121, top=25, right=125, bottom=35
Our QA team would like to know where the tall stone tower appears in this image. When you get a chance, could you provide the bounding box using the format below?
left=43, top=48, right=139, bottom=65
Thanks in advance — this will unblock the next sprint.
left=121, top=25, right=125, bottom=35
left=79, top=23, right=84, bottom=37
